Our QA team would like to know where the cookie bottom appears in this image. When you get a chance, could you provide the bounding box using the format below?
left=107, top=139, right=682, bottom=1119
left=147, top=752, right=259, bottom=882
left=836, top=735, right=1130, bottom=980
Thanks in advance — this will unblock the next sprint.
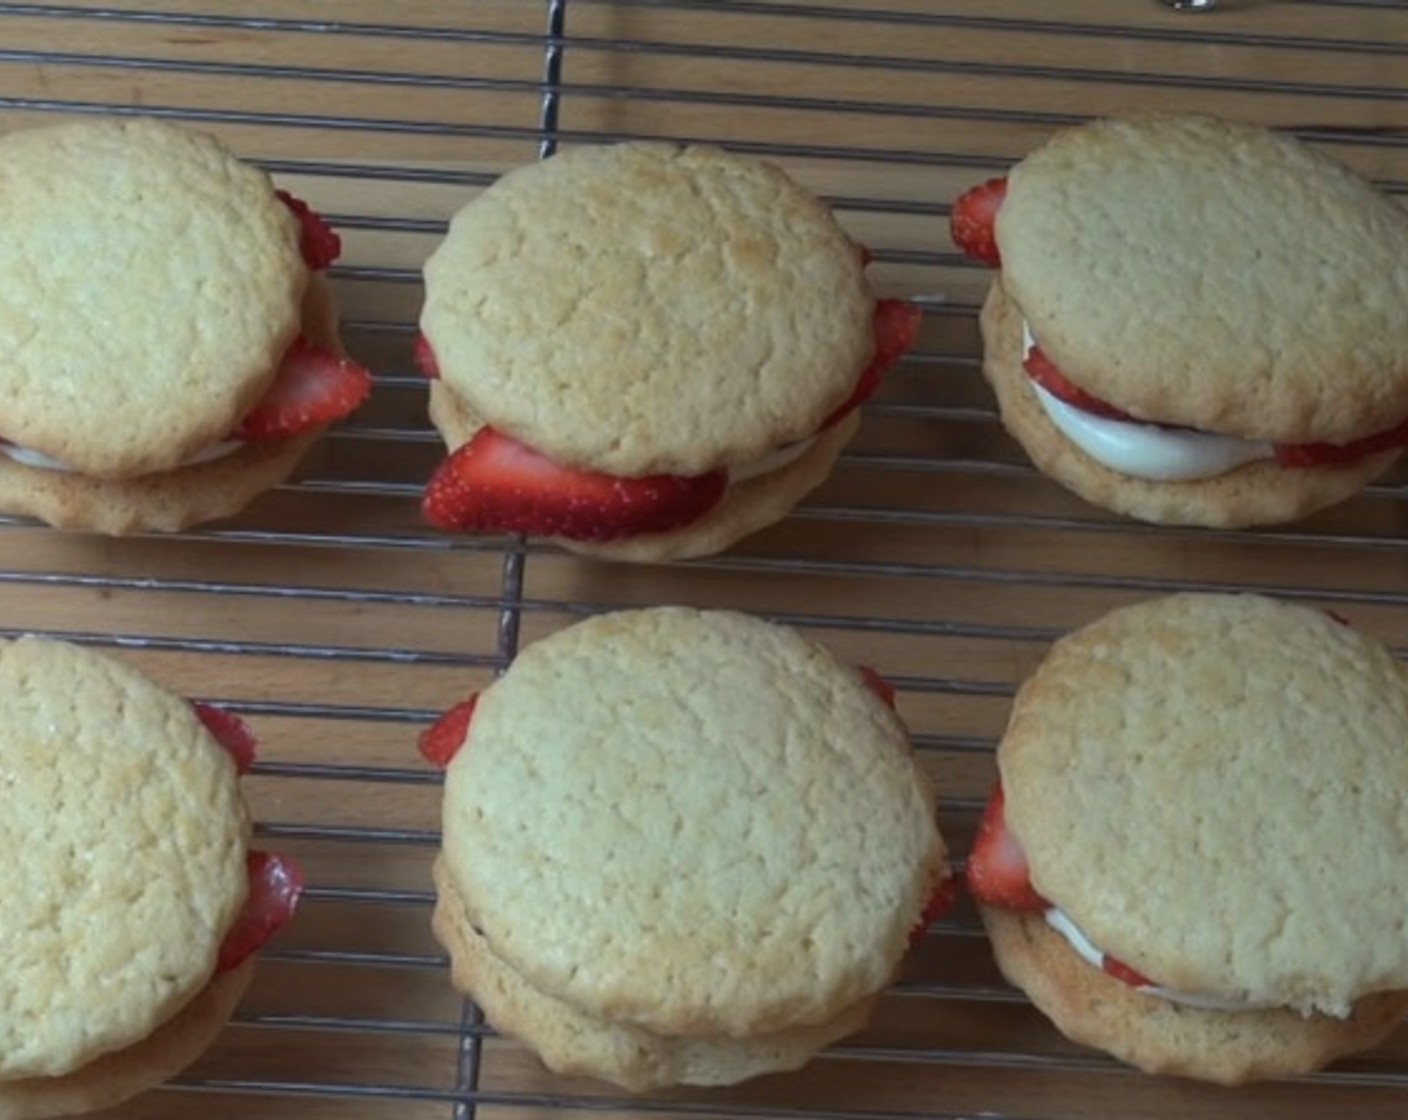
left=0, top=276, right=341, bottom=535
left=980, top=281, right=1399, bottom=528
left=982, top=906, right=1408, bottom=1085
left=0, top=962, right=253, bottom=1120
left=0, top=433, right=321, bottom=535
left=428, top=384, right=859, bottom=562
left=432, top=860, right=873, bottom=1091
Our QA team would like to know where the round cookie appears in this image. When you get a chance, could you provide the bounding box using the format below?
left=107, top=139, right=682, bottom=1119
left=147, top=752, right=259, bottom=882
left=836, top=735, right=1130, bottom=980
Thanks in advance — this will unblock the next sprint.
left=0, top=117, right=306, bottom=478
left=974, top=592, right=1408, bottom=1082
left=421, top=142, right=873, bottom=477
left=418, top=142, right=917, bottom=557
left=427, top=383, right=859, bottom=562
left=956, top=112, right=1408, bottom=527
left=432, top=861, right=873, bottom=1091
left=0, top=636, right=249, bottom=1079
left=0, top=276, right=339, bottom=535
left=997, top=113, right=1408, bottom=444
left=432, top=607, right=944, bottom=1084
left=979, top=283, right=1397, bottom=527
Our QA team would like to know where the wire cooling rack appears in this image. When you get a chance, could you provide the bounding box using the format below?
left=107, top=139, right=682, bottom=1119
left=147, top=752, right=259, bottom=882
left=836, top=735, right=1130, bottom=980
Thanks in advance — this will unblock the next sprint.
left=3, top=3, right=1408, bottom=1118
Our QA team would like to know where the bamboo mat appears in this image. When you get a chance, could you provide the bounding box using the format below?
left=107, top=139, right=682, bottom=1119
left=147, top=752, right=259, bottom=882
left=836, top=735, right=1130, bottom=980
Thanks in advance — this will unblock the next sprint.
left=3, top=3, right=1408, bottom=1118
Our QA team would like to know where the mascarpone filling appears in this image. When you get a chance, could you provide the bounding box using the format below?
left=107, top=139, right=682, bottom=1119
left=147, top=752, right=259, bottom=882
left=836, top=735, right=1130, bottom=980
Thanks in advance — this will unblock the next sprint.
left=1044, top=907, right=1277, bottom=1013
left=0, top=439, right=244, bottom=474
left=727, top=436, right=818, bottom=484
left=1021, top=322, right=1273, bottom=482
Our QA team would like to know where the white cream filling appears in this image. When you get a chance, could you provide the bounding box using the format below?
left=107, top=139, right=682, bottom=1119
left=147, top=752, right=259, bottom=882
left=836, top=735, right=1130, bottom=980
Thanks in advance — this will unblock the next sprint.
left=0, top=439, right=244, bottom=474
left=727, top=436, right=817, bottom=484
left=1044, top=907, right=1276, bottom=1012
left=1021, top=322, right=1273, bottom=482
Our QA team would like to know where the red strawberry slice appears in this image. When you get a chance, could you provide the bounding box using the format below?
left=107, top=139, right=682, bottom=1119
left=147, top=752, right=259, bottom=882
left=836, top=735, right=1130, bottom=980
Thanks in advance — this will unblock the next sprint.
left=1102, top=953, right=1154, bottom=989
left=1274, top=413, right=1408, bottom=467
left=276, top=190, right=342, bottom=271
left=413, top=333, right=441, bottom=379
left=423, top=427, right=727, bottom=541
left=1024, top=347, right=1135, bottom=422
left=216, top=850, right=305, bottom=973
left=965, top=783, right=1048, bottom=912
left=236, top=338, right=372, bottom=440
left=419, top=695, right=477, bottom=769
left=858, top=665, right=897, bottom=709
left=950, top=176, right=1007, bottom=267
left=820, top=299, right=923, bottom=428
left=193, top=702, right=257, bottom=774
left=908, top=872, right=958, bottom=945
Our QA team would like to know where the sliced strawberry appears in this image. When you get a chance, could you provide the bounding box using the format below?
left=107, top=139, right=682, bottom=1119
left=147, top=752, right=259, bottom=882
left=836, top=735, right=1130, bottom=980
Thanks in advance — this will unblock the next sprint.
left=1102, top=953, right=1154, bottom=989
left=423, top=427, right=727, bottom=541
left=216, top=850, right=304, bottom=973
left=236, top=338, right=372, bottom=440
left=908, top=872, right=958, bottom=945
left=413, top=333, right=441, bottom=379
left=193, top=702, right=257, bottom=774
left=276, top=189, right=342, bottom=270
left=819, top=299, right=923, bottom=428
left=419, top=695, right=477, bottom=769
left=1024, top=347, right=1135, bottom=422
left=1274, top=413, right=1408, bottom=467
left=950, top=176, right=1007, bottom=268
left=858, top=665, right=897, bottom=710
left=966, top=783, right=1047, bottom=912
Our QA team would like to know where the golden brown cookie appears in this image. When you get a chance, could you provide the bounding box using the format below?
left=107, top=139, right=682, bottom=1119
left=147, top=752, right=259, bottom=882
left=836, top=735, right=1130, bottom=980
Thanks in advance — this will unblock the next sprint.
left=430, top=607, right=945, bottom=1087
left=957, top=113, right=1408, bottom=526
left=423, top=142, right=871, bottom=476
left=0, top=118, right=305, bottom=477
left=0, top=636, right=302, bottom=1114
left=971, top=593, right=1408, bottom=1082
left=419, top=142, right=918, bottom=557
left=0, top=118, right=369, bottom=534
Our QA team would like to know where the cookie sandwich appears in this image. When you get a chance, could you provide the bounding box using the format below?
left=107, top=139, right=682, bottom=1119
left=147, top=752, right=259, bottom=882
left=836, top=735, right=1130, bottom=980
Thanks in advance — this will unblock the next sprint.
left=421, top=607, right=949, bottom=1089
left=952, top=113, right=1408, bottom=527
left=0, top=117, right=371, bottom=534
left=0, top=636, right=301, bottom=1117
left=418, top=142, right=920, bottom=561
left=968, top=593, right=1408, bottom=1084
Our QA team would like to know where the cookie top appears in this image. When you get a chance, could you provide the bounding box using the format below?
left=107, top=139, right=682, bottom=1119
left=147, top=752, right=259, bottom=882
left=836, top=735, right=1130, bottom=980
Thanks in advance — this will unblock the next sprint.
left=0, top=117, right=307, bottom=478
left=999, top=593, right=1408, bottom=1016
left=0, top=637, right=250, bottom=1078
left=998, top=114, right=1408, bottom=444
left=420, top=143, right=873, bottom=477
left=440, top=607, right=943, bottom=1037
